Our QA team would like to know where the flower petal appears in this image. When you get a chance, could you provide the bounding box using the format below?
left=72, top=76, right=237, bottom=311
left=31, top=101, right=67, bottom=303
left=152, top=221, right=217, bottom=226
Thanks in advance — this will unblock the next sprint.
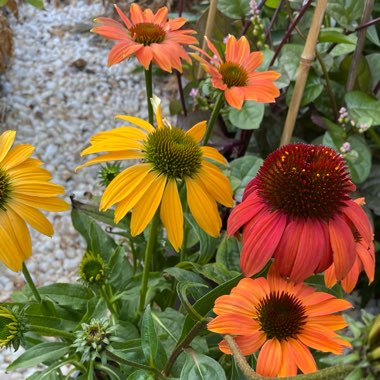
left=256, top=339, right=283, bottom=377
left=186, top=121, right=206, bottom=143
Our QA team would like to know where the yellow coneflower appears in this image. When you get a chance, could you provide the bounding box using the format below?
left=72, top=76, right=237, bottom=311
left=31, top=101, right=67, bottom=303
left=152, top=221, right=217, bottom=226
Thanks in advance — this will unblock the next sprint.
left=0, top=130, right=69, bottom=271
left=77, top=97, right=233, bottom=251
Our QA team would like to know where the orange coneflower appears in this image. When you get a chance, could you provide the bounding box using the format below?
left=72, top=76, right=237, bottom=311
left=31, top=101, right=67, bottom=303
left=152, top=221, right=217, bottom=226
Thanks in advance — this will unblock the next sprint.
left=190, top=35, right=280, bottom=109
left=0, top=130, right=69, bottom=271
left=208, top=264, right=352, bottom=377
left=77, top=97, right=233, bottom=251
left=91, top=3, right=197, bottom=71
left=227, top=143, right=374, bottom=290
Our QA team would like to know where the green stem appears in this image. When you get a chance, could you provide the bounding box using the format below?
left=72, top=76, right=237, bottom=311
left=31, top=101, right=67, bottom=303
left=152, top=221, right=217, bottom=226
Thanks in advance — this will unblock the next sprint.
left=22, top=262, right=42, bottom=303
left=106, top=350, right=166, bottom=379
left=203, top=92, right=225, bottom=145
left=27, top=325, right=74, bottom=340
left=162, top=320, right=207, bottom=376
left=145, top=64, right=154, bottom=125
left=100, top=284, right=118, bottom=319
left=138, top=211, right=161, bottom=313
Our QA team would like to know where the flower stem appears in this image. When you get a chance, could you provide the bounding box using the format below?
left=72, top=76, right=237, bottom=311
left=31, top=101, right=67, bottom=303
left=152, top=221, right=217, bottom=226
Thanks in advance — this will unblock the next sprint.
left=203, top=92, right=224, bottom=145
left=138, top=211, right=161, bottom=314
left=100, top=284, right=119, bottom=319
left=106, top=350, right=166, bottom=379
left=180, top=202, right=189, bottom=262
left=27, top=325, right=74, bottom=340
left=145, top=64, right=154, bottom=125
left=22, top=262, right=42, bottom=303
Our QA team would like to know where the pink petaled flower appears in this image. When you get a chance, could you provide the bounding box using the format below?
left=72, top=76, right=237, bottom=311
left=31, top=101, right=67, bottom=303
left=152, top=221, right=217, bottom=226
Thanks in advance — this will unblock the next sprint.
left=91, top=4, right=197, bottom=72
left=227, top=143, right=375, bottom=291
left=190, top=35, right=280, bottom=109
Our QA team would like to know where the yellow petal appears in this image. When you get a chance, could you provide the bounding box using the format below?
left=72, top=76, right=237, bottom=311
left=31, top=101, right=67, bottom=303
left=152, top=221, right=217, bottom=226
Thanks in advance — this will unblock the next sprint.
left=0, top=130, right=16, bottom=163
left=0, top=144, right=35, bottom=170
left=151, top=96, right=164, bottom=129
left=113, top=169, right=160, bottom=223
left=186, top=121, right=206, bottom=143
left=198, top=161, right=233, bottom=207
left=100, top=163, right=151, bottom=210
left=76, top=151, right=145, bottom=171
left=115, top=115, right=155, bottom=133
left=14, top=194, right=69, bottom=212
left=130, top=174, right=167, bottom=236
left=8, top=167, right=52, bottom=182
left=185, top=176, right=221, bottom=237
left=90, top=127, right=147, bottom=143
left=8, top=201, right=54, bottom=236
left=201, top=146, right=228, bottom=165
left=80, top=139, right=144, bottom=156
left=13, top=181, right=65, bottom=197
left=160, top=179, right=183, bottom=251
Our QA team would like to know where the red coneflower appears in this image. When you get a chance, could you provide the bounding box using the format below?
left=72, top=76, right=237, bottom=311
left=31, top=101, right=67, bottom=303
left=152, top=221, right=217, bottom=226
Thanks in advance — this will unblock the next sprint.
left=190, top=35, right=280, bottom=109
left=91, top=4, right=197, bottom=71
left=227, top=143, right=374, bottom=289
left=208, top=265, right=352, bottom=377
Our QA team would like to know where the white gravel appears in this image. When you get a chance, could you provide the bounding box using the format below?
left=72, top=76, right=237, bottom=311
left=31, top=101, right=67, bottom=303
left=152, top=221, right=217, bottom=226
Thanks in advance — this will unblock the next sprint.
left=0, top=1, right=169, bottom=377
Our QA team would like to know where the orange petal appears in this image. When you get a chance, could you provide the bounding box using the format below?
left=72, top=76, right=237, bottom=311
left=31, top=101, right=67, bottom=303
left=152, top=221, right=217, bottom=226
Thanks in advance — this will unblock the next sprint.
left=256, top=339, right=282, bottom=377
left=287, top=338, right=317, bottom=374
left=207, top=314, right=259, bottom=335
left=219, top=332, right=266, bottom=356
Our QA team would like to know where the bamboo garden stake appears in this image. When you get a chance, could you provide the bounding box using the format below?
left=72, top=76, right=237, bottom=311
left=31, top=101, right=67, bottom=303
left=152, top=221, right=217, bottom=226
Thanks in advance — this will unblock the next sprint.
left=280, top=0, right=328, bottom=146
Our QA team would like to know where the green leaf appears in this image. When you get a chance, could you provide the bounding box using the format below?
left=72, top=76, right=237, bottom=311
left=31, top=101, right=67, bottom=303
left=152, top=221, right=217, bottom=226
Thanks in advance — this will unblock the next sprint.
left=345, top=135, right=372, bottom=184
left=217, top=0, right=250, bottom=19
left=164, top=267, right=210, bottom=298
left=37, top=283, right=93, bottom=310
left=127, top=370, right=155, bottom=380
left=264, top=0, right=281, bottom=9
left=192, top=262, right=240, bottom=285
left=319, top=29, right=357, bottom=44
left=360, top=164, right=380, bottom=216
left=177, top=282, right=209, bottom=320
left=180, top=350, right=227, bottom=380
left=185, top=214, right=219, bottom=265
left=366, top=54, right=380, bottom=90
left=340, top=55, right=372, bottom=93
left=278, top=44, right=304, bottom=81
left=25, top=0, right=44, bottom=9
left=179, top=274, right=242, bottom=341
left=229, top=155, right=263, bottom=202
left=216, top=234, right=241, bottom=272
left=330, top=43, right=356, bottom=57
left=366, top=24, right=380, bottom=46
left=322, top=118, right=346, bottom=146
left=228, top=101, right=264, bottom=130
left=7, top=342, right=70, bottom=370
left=141, top=305, right=167, bottom=369
left=345, top=91, right=380, bottom=126
left=286, top=73, right=323, bottom=107
left=326, top=0, right=363, bottom=30
left=0, top=0, right=9, bottom=6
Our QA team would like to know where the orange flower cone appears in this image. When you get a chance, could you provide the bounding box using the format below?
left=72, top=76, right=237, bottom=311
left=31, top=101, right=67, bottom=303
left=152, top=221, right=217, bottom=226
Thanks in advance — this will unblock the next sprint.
left=227, top=143, right=375, bottom=291
left=91, top=4, right=197, bottom=71
left=190, top=35, right=280, bottom=109
left=208, top=264, right=352, bottom=377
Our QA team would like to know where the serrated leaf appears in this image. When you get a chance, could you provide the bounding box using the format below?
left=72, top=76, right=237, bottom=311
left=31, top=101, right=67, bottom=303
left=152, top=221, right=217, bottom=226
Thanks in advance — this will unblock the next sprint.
left=345, top=91, right=380, bottom=126
left=7, top=342, right=70, bottom=370
left=228, top=101, right=264, bottom=130
left=217, top=0, right=250, bottom=19
left=180, top=350, right=227, bottom=380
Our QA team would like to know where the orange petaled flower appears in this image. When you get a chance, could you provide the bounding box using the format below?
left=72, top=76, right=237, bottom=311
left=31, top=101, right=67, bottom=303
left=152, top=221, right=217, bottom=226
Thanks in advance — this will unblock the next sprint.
left=190, top=35, right=280, bottom=109
left=227, top=143, right=375, bottom=291
left=91, top=3, right=197, bottom=71
left=0, top=131, right=69, bottom=272
left=77, top=97, right=233, bottom=251
left=208, top=265, right=352, bottom=377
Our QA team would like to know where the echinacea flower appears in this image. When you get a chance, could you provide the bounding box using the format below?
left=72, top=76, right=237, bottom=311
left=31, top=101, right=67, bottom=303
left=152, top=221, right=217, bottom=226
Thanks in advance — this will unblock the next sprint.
left=208, top=265, right=352, bottom=377
left=227, top=143, right=374, bottom=289
left=91, top=4, right=197, bottom=71
left=0, top=131, right=69, bottom=272
left=77, top=98, right=233, bottom=251
left=190, top=35, right=280, bottom=109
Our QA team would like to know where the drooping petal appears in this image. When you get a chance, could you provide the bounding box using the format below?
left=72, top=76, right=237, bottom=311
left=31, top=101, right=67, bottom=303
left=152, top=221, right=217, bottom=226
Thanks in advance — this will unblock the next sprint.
left=130, top=174, right=167, bottom=236
left=185, top=176, right=221, bottom=237
left=135, top=46, right=154, bottom=70
left=287, top=338, right=317, bottom=374
left=160, top=179, right=183, bottom=251
left=224, top=87, right=245, bottom=109
left=256, top=339, right=283, bottom=377
left=219, top=332, right=266, bottom=356
left=278, top=340, right=298, bottom=377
